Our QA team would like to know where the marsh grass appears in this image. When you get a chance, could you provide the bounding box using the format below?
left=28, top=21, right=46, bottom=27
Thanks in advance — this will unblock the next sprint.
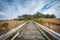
left=34, top=18, right=60, bottom=33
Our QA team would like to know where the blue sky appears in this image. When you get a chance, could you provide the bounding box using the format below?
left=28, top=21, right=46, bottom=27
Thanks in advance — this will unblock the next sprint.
left=0, top=0, right=60, bottom=20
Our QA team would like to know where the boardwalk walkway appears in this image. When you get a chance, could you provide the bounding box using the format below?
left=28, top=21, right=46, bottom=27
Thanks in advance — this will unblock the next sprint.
left=14, top=20, right=46, bottom=40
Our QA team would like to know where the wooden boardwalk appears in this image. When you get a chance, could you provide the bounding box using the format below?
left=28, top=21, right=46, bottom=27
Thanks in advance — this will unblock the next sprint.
left=14, top=21, right=46, bottom=40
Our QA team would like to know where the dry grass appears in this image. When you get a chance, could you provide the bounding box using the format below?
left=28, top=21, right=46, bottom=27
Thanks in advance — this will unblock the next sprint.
left=34, top=18, right=60, bottom=34
left=0, top=20, right=25, bottom=35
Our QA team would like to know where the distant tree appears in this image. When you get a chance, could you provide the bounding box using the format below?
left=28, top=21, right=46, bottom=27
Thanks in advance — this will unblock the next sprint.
left=14, top=18, right=17, bottom=20
left=45, top=14, right=51, bottom=18
left=33, top=12, right=42, bottom=18
left=18, top=16, right=21, bottom=18
left=22, top=14, right=32, bottom=20
left=33, top=12, right=56, bottom=18
left=50, top=14, right=56, bottom=18
left=13, top=12, right=56, bottom=20
left=45, top=14, right=56, bottom=18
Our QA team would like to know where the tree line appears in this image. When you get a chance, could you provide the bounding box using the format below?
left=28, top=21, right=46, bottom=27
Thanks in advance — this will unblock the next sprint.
left=14, top=12, right=56, bottom=20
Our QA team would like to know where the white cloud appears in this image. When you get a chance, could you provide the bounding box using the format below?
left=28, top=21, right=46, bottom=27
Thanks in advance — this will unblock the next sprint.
left=0, top=0, right=60, bottom=20
left=16, top=0, right=48, bottom=15
left=41, top=0, right=60, bottom=18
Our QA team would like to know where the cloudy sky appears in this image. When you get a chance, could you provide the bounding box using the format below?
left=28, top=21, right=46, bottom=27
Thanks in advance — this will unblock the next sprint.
left=0, top=0, right=60, bottom=20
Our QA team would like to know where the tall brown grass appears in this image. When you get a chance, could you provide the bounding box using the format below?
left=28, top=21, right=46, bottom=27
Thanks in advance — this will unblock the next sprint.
left=0, top=20, right=25, bottom=35
left=34, top=18, right=60, bottom=33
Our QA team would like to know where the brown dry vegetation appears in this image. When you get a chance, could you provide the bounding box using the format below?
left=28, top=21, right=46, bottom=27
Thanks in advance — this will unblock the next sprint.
left=34, top=18, right=60, bottom=34
left=0, top=20, right=25, bottom=35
